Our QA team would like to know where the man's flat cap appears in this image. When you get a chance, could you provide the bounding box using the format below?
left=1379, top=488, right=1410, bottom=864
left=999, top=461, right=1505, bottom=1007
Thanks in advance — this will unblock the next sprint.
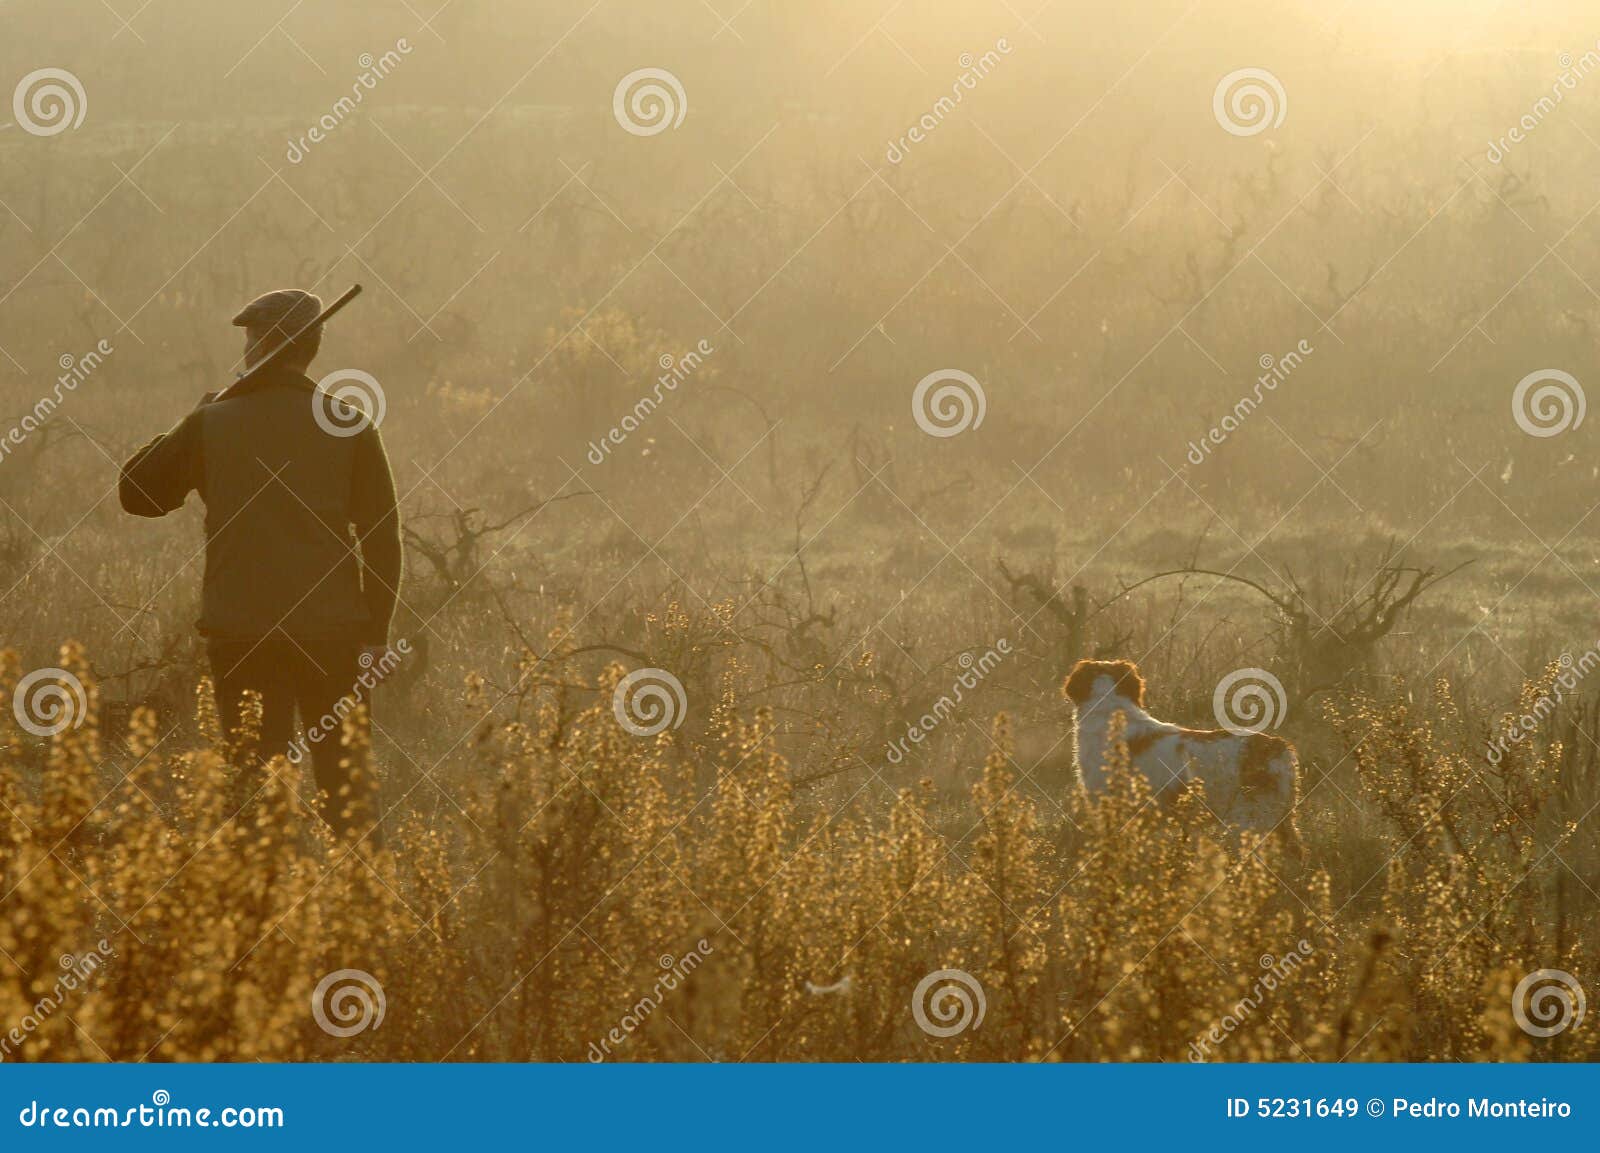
left=231, top=289, right=323, bottom=336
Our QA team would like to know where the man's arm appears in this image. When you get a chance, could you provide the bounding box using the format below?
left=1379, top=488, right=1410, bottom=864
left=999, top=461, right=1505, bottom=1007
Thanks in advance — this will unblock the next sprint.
left=350, top=426, right=402, bottom=646
left=119, top=408, right=204, bottom=517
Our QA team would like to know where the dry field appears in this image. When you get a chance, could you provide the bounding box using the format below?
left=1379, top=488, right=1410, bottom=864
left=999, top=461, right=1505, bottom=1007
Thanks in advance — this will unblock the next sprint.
left=2, top=1, right=1599, bottom=1061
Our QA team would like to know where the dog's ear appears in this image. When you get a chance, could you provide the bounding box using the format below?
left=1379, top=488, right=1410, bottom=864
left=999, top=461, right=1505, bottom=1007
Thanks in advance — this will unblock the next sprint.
left=1062, top=660, right=1102, bottom=706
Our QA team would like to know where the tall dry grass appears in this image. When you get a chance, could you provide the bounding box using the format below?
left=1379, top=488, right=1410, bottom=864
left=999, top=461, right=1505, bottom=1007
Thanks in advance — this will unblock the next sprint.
left=1, top=644, right=1592, bottom=1062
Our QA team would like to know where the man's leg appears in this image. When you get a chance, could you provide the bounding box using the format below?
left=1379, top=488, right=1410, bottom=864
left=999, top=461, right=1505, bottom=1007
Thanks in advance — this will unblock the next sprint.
left=207, top=635, right=297, bottom=806
left=293, top=635, right=383, bottom=845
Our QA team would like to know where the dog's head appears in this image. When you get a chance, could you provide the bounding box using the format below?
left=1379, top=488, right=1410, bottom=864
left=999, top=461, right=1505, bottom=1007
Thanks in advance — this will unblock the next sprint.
left=1062, top=659, right=1146, bottom=710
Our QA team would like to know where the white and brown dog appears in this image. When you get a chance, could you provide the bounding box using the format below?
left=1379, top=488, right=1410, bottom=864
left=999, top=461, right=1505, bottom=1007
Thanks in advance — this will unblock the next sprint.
left=1063, top=659, right=1301, bottom=853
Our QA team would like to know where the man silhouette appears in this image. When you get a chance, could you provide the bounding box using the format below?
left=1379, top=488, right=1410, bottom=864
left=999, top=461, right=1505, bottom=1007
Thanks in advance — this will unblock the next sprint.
left=119, top=289, right=401, bottom=842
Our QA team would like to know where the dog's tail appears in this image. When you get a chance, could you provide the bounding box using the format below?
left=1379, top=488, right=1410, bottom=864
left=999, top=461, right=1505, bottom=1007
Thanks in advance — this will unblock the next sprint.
left=1274, top=808, right=1307, bottom=862
left=1273, top=754, right=1306, bottom=866
left=1245, top=733, right=1305, bottom=863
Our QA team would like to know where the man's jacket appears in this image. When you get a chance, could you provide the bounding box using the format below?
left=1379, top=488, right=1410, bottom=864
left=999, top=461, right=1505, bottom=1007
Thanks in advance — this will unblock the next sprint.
left=119, top=365, right=401, bottom=644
